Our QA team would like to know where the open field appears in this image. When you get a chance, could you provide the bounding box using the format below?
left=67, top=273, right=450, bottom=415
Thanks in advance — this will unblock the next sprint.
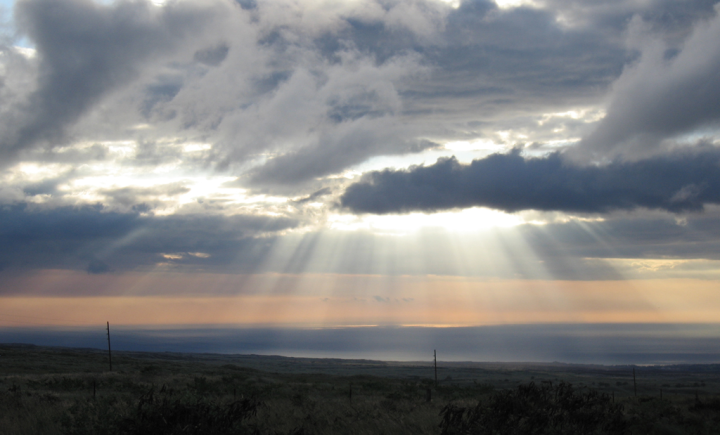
left=2, top=343, right=720, bottom=434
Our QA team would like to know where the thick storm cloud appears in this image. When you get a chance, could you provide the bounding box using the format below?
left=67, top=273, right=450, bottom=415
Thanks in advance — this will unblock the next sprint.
left=5, top=201, right=720, bottom=283
left=341, top=147, right=720, bottom=214
left=0, top=203, right=298, bottom=272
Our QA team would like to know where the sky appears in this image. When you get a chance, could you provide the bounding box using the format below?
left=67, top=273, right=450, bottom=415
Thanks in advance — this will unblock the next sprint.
left=1, top=0, right=720, bottom=363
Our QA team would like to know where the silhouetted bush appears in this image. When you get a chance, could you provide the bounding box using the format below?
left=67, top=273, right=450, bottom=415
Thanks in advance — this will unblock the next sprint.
left=690, top=395, right=720, bottom=413
left=61, top=386, right=261, bottom=435
left=440, top=381, right=627, bottom=435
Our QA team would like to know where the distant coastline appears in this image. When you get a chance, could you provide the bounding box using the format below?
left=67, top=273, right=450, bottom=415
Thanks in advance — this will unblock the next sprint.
left=3, top=323, right=720, bottom=366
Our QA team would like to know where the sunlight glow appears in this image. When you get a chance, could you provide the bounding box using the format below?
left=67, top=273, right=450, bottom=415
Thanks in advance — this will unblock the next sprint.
left=435, top=0, right=461, bottom=9
left=14, top=46, right=37, bottom=59
left=13, top=162, right=69, bottom=179
left=601, top=258, right=720, bottom=280
left=538, top=108, right=606, bottom=126
left=328, top=207, right=523, bottom=235
left=622, top=258, right=690, bottom=272
left=182, top=142, right=212, bottom=153
left=11, top=137, right=296, bottom=216
left=495, top=0, right=542, bottom=9
left=444, top=138, right=499, bottom=152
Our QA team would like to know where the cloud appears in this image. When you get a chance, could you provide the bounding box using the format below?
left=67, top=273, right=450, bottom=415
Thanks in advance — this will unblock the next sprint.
left=1, top=0, right=718, bottom=201
left=216, top=50, right=433, bottom=188
left=571, top=5, right=720, bottom=161
left=0, top=203, right=298, bottom=272
left=193, top=42, right=230, bottom=66
left=542, top=0, right=718, bottom=35
left=341, top=146, right=720, bottom=214
left=294, top=187, right=332, bottom=205
left=247, top=122, right=439, bottom=188
left=230, top=0, right=633, bottom=188
left=0, top=0, right=632, bottom=186
left=4, top=200, right=720, bottom=280
left=22, top=171, right=73, bottom=197
left=0, top=0, right=226, bottom=164
left=86, top=259, right=111, bottom=274
left=100, top=182, right=191, bottom=211
left=4, top=0, right=692, bottom=190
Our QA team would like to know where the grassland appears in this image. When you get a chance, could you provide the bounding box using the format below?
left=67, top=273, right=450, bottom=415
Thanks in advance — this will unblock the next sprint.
left=2, top=343, right=720, bottom=434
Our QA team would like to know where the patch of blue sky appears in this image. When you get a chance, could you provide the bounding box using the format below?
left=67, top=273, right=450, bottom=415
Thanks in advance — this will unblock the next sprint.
left=0, top=0, right=31, bottom=48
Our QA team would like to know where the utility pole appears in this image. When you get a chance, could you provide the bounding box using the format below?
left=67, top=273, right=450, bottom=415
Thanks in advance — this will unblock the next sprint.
left=434, top=349, right=437, bottom=387
left=633, top=367, right=637, bottom=397
left=106, top=321, right=112, bottom=372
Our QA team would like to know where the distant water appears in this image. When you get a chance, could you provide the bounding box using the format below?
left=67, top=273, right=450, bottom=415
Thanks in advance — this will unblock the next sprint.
left=2, top=323, right=720, bottom=365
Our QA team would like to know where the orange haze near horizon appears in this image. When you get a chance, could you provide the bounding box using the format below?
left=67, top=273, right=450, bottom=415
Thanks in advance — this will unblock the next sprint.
left=2, top=270, right=720, bottom=328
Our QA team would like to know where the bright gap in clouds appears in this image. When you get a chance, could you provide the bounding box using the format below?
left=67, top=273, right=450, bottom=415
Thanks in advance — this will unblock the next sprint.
left=494, top=0, right=542, bottom=9
left=97, top=0, right=167, bottom=4
left=435, top=0, right=461, bottom=8
left=328, top=207, right=524, bottom=235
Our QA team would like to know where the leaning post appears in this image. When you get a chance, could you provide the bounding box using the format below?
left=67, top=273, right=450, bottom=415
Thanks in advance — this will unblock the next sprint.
left=107, top=321, right=113, bottom=372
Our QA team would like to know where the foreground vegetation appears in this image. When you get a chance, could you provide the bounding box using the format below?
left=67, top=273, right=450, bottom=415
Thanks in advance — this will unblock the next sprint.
left=2, top=344, right=720, bottom=434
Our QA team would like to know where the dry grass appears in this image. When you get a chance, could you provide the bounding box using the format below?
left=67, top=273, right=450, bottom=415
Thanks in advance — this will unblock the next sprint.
left=2, top=344, right=720, bottom=434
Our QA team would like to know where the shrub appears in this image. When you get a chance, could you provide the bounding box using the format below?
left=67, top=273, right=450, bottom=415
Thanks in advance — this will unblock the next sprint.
left=61, top=386, right=261, bottom=435
left=440, top=381, right=627, bottom=435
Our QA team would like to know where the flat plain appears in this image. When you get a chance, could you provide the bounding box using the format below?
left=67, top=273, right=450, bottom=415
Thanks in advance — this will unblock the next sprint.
left=2, top=343, right=720, bottom=434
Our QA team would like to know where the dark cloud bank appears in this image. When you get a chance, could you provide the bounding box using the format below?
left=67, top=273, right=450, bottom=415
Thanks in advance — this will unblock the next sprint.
left=341, top=147, right=720, bottom=214
left=0, top=203, right=297, bottom=273
left=4, top=203, right=720, bottom=283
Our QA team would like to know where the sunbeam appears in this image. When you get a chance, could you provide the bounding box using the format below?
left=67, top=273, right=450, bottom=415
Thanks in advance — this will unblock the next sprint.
left=2, top=0, right=720, bottom=367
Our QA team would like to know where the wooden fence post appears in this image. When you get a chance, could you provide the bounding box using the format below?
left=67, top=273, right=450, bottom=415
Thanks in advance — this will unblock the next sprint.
left=107, top=321, right=112, bottom=372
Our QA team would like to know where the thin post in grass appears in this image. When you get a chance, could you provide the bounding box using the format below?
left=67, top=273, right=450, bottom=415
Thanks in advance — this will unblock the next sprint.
left=633, top=367, right=636, bottom=397
left=93, top=380, right=96, bottom=399
left=434, top=349, right=437, bottom=388
left=106, top=321, right=112, bottom=372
